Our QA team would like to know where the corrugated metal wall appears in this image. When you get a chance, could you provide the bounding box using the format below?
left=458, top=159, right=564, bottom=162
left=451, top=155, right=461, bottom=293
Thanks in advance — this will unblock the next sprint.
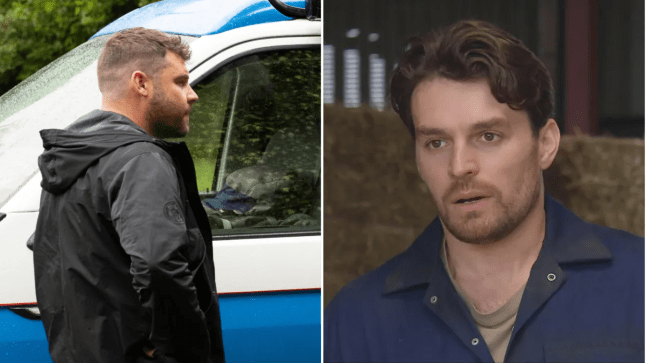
left=323, top=0, right=547, bottom=109
left=323, top=0, right=645, bottom=138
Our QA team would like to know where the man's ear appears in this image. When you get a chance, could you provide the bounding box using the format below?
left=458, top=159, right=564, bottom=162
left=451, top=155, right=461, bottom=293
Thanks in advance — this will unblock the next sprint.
left=131, top=70, right=151, bottom=97
left=538, top=118, right=560, bottom=170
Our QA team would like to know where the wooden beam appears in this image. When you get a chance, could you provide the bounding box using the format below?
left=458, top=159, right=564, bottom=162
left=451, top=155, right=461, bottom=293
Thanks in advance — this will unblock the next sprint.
left=564, top=0, right=598, bottom=135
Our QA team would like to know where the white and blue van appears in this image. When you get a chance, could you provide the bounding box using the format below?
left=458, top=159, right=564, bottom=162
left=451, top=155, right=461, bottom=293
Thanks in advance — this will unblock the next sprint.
left=0, top=0, right=321, bottom=361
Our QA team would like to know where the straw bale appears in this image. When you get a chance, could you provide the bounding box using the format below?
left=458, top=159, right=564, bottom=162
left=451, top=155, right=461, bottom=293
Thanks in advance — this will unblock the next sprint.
left=544, top=135, right=644, bottom=236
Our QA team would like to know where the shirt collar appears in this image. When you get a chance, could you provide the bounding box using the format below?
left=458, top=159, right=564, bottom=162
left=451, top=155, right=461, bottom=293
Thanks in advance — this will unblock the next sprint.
left=383, top=194, right=612, bottom=295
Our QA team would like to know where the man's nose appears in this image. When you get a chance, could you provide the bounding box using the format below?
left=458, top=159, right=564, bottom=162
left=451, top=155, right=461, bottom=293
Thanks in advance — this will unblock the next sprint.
left=449, top=142, right=479, bottom=178
left=187, top=86, right=198, bottom=105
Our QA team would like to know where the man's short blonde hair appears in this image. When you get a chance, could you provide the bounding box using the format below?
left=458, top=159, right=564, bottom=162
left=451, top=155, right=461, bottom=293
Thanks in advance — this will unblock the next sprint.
left=97, top=27, right=190, bottom=94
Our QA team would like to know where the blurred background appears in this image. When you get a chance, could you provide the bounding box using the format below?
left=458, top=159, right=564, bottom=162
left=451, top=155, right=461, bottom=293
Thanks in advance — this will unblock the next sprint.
left=323, top=0, right=645, bottom=307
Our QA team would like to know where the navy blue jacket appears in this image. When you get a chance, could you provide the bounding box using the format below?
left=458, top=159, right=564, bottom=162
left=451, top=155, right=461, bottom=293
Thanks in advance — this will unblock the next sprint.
left=324, top=196, right=644, bottom=362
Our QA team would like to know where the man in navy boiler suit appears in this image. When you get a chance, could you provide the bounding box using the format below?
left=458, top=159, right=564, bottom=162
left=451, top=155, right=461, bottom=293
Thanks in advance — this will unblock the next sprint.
left=324, top=20, right=644, bottom=363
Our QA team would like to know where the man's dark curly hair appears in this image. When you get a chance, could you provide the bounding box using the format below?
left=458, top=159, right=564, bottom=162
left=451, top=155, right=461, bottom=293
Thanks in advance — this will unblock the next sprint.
left=389, top=20, right=554, bottom=137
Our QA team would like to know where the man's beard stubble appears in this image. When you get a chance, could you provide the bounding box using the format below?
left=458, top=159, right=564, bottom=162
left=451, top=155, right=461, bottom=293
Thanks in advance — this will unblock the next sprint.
left=146, top=86, right=187, bottom=139
left=436, top=167, right=543, bottom=245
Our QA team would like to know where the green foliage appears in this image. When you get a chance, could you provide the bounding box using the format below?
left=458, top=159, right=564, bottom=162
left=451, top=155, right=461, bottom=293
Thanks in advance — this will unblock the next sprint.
left=224, top=49, right=321, bottom=174
left=0, top=0, right=161, bottom=96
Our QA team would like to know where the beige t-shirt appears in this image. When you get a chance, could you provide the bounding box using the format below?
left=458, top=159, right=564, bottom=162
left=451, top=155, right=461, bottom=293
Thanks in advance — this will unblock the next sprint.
left=441, top=242, right=525, bottom=363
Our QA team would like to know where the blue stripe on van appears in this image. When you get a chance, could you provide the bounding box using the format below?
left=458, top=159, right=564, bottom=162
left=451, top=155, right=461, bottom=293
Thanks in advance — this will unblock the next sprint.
left=91, top=0, right=308, bottom=39
left=0, top=289, right=320, bottom=363
left=0, top=308, right=51, bottom=363
left=220, top=290, right=321, bottom=362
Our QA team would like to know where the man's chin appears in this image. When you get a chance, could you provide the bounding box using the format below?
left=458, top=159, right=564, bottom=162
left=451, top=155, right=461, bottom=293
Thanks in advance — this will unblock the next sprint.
left=173, top=128, right=189, bottom=138
left=449, top=226, right=500, bottom=245
left=441, top=211, right=507, bottom=245
left=151, top=127, right=188, bottom=139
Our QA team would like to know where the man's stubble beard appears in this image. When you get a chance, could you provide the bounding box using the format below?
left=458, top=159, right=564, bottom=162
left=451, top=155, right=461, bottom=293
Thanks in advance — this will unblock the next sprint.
left=146, top=84, right=187, bottom=139
left=434, top=151, right=543, bottom=245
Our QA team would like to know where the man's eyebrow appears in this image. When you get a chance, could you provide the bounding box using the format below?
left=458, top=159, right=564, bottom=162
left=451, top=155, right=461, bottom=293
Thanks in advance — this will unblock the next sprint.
left=416, top=126, right=447, bottom=136
left=470, top=117, right=510, bottom=132
left=174, top=74, right=189, bottom=82
left=415, top=117, right=510, bottom=136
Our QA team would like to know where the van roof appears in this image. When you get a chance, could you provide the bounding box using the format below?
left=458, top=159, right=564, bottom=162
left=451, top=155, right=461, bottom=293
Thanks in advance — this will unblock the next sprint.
left=91, top=0, right=307, bottom=38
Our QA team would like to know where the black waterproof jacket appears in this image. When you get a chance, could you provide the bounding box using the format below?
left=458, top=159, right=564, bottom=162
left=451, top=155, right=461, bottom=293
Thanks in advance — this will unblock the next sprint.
left=33, top=110, right=225, bottom=363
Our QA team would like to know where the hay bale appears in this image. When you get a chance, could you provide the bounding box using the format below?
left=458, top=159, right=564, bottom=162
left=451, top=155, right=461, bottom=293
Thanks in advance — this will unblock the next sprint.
left=544, top=135, right=644, bottom=236
left=324, top=105, right=437, bottom=307
left=324, top=104, right=645, bottom=307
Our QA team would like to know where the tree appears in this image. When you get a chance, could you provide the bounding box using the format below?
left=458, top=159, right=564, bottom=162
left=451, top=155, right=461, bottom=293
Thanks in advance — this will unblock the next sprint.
left=0, top=0, right=160, bottom=97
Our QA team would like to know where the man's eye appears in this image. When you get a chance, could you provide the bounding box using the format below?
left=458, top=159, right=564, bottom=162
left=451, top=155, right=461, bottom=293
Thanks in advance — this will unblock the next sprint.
left=429, top=140, right=445, bottom=149
left=481, top=132, right=499, bottom=142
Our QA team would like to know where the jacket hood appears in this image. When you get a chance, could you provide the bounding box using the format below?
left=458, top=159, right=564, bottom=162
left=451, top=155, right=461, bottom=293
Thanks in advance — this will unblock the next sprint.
left=38, top=110, right=155, bottom=194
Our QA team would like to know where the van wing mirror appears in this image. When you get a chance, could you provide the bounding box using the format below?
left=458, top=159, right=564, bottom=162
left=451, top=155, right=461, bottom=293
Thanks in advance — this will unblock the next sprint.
left=269, top=0, right=320, bottom=20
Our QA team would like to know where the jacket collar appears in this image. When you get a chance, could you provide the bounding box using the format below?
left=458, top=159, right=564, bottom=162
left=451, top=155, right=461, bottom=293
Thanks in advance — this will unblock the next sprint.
left=383, top=195, right=612, bottom=295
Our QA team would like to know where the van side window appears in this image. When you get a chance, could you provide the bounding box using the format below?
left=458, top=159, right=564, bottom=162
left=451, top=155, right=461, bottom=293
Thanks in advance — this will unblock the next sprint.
left=178, top=48, right=321, bottom=237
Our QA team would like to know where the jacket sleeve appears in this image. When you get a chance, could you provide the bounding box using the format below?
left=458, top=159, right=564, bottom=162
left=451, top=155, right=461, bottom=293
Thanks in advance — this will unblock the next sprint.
left=109, top=150, right=210, bottom=362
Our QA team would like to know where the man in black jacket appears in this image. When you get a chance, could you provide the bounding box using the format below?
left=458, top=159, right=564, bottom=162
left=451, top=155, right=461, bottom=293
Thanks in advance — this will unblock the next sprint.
left=33, top=27, right=225, bottom=363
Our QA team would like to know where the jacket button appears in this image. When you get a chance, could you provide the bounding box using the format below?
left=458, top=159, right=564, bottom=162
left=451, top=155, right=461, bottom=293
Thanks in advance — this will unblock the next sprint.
left=471, top=338, right=479, bottom=346
left=430, top=296, right=438, bottom=304
left=547, top=273, right=556, bottom=282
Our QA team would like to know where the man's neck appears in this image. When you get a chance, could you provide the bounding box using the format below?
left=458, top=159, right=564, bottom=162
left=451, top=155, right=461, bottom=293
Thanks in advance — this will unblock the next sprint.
left=101, top=96, right=150, bottom=136
left=444, top=197, right=546, bottom=313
